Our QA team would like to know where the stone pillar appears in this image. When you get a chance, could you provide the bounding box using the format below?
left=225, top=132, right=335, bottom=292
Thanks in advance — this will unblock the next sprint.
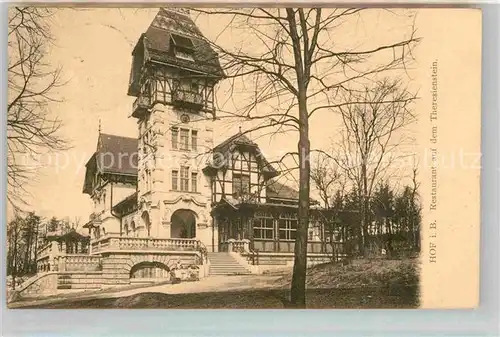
left=242, top=239, right=250, bottom=252
left=227, top=238, right=235, bottom=252
left=51, top=241, right=59, bottom=254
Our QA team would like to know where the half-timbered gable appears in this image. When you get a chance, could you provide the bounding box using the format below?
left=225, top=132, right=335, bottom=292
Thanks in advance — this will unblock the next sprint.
left=203, top=131, right=279, bottom=205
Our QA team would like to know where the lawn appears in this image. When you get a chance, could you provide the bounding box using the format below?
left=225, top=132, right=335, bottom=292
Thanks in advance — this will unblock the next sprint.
left=19, top=285, right=418, bottom=309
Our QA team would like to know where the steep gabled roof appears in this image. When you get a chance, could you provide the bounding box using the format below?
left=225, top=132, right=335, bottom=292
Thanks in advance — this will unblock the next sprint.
left=83, top=133, right=138, bottom=194
left=139, top=8, right=224, bottom=78
left=266, top=179, right=319, bottom=205
left=96, top=133, right=138, bottom=176
left=266, top=180, right=300, bottom=200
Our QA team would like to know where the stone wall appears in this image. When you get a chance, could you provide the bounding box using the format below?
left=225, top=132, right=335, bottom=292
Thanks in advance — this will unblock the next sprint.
left=242, top=252, right=337, bottom=273
left=15, top=273, right=58, bottom=298
left=57, top=271, right=103, bottom=291
left=99, top=251, right=198, bottom=287
left=10, top=250, right=203, bottom=301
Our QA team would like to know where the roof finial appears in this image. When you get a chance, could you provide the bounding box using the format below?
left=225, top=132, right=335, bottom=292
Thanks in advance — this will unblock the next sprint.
left=239, top=126, right=242, bottom=134
left=98, top=119, right=102, bottom=134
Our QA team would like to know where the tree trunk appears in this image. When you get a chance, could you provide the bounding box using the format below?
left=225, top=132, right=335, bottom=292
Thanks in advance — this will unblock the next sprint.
left=361, top=162, right=369, bottom=256
left=33, top=223, right=39, bottom=274
left=25, top=229, right=32, bottom=274
left=386, top=218, right=393, bottom=257
left=290, top=93, right=310, bottom=308
left=12, top=227, right=18, bottom=290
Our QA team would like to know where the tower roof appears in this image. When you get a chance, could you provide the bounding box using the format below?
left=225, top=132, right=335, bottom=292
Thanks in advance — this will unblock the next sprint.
left=138, top=8, right=224, bottom=77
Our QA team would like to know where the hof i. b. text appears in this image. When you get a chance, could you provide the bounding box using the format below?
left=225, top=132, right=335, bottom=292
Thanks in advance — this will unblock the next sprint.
left=429, top=60, right=438, bottom=263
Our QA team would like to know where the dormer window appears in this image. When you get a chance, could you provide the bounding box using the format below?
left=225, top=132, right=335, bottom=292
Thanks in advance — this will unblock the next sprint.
left=171, top=33, right=195, bottom=62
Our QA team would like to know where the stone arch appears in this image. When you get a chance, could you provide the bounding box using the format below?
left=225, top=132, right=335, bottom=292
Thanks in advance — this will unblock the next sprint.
left=124, top=254, right=173, bottom=276
left=129, top=261, right=170, bottom=279
left=171, top=209, right=197, bottom=238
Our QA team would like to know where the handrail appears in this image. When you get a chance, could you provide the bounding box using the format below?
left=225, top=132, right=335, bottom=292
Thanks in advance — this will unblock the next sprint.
left=248, top=249, right=260, bottom=266
left=196, top=240, right=208, bottom=264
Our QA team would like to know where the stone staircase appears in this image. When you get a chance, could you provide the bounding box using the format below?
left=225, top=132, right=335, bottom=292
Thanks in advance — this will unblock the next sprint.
left=207, top=252, right=251, bottom=276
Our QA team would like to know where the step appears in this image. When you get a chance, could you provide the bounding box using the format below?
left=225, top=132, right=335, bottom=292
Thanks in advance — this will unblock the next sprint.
left=209, top=266, right=250, bottom=270
left=209, top=269, right=251, bottom=272
left=207, top=253, right=252, bottom=275
left=209, top=267, right=249, bottom=270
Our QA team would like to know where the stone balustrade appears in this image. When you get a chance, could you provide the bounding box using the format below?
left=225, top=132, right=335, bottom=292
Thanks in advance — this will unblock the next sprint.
left=91, top=235, right=200, bottom=254
left=55, top=255, right=102, bottom=272
left=221, top=239, right=250, bottom=253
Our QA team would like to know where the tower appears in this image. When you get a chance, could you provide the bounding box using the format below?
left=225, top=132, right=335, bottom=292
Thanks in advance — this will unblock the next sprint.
left=127, top=8, right=224, bottom=245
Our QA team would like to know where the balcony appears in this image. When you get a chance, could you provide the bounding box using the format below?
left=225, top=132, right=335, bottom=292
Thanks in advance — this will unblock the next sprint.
left=172, top=89, right=204, bottom=109
left=132, top=95, right=151, bottom=119
left=91, top=235, right=202, bottom=254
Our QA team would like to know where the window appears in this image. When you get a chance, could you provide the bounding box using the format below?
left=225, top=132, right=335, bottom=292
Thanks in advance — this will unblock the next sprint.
left=147, top=169, right=152, bottom=191
left=171, top=128, right=178, bottom=150
left=253, top=216, right=274, bottom=240
left=279, top=213, right=298, bottom=241
left=232, top=174, right=250, bottom=197
left=191, top=130, right=198, bottom=151
left=324, top=227, right=339, bottom=242
left=171, top=34, right=195, bottom=62
left=191, top=172, right=198, bottom=193
left=180, top=129, right=189, bottom=151
left=142, top=129, right=153, bottom=156
left=180, top=166, right=189, bottom=192
left=143, top=169, right=152, bottom=192
left=172, top=170, right=178, bottom=191
left=191, top=82, right=199, bottom=93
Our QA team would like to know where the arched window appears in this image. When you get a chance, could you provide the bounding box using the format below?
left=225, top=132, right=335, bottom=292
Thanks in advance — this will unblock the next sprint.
left=141, top=212, right=151, bottom=237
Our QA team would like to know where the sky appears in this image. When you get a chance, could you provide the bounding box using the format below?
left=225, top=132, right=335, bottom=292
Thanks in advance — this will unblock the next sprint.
left=13, top=8, right=441, bottom=222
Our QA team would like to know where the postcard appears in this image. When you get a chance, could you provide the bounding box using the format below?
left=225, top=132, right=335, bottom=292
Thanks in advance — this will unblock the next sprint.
left=6, top=7, right=481, bottom=309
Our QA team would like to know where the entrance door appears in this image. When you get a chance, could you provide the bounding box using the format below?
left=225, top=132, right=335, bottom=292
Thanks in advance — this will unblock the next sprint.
left=170, top=209, right=196, bottom=238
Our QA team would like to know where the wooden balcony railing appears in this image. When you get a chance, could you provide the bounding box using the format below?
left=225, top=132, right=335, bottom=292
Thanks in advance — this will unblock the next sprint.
left=132, top=95, right=151, bottom=118
left=172, top=89, right=203, bottom=108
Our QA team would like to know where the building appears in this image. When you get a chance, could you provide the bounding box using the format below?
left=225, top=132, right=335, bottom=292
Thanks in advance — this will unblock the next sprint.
left=26, top=8, right=348, bottom=296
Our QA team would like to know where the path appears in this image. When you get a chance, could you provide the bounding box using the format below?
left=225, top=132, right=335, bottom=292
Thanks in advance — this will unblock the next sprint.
left=10, top=274, right=283, bottom=308
left=112, top=274, right=282, bottom=297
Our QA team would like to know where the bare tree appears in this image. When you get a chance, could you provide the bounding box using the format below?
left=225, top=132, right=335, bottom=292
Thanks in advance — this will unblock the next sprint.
left=8, top=7, right=69, bottom=211
left=190, top=8, right=419, bottom=307
left=332, top=79, right=417, bottom=255
left=7, top=215, right=24, bottom=289
left=311, top=154, right=342, bottom=209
